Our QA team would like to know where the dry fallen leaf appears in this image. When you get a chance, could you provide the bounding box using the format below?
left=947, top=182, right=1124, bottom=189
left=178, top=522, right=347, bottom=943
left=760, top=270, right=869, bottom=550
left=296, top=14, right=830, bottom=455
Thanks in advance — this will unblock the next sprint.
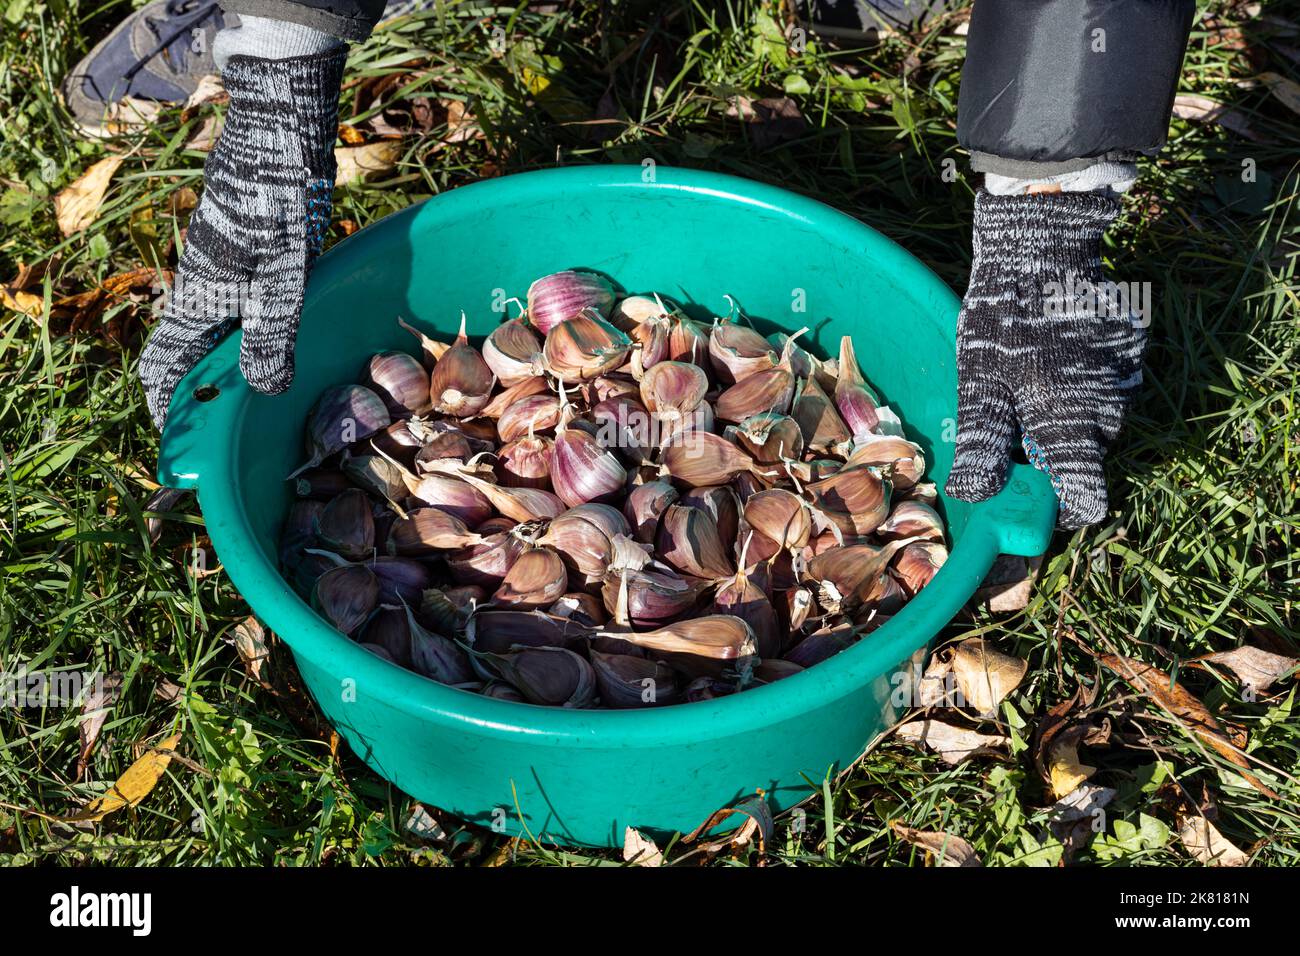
left=682, top=791, right=773, bottom=860
left=335, top=141, right=402, bottom=186
left=1177, top=813, right=1249, bottom=867
left=183, top=74, right=225, bottom=111
left=227, top=616, right=271, bottom=685
left=1259, top=71, right=1300, bottom=115
left=185, top=113, right=224, bottom=152
left=895, top=718, right=1009, bottom=766
left=622, top=826, right=664, bottom=866
left=1171, top=94, right=1262, bottom=141
left=441, top=98, right=482, bottom=144
left=62, top=733, right=181, bottom=823
left=1197, top=645, right=1297, bottom=696
left=974, top=554, right=1042, bottom=611
left=76, top=673, right=123, bottom=782
left=1, top=286, right=44, bottom=317
left=404, top=803, right=449, bottom=844
left=1100, top=653, right=1279, bottom=799
left=143, top=487, right=189, bottom=544
left=916, top=653, right=957, bottom=707
left=1046, top=725, right=1097, bottom=799
left=338, top=122, right=367, bottom=145
left=54, top=156, right=123, bottom=236
left=950, top=638, right=1028, bottom=718
left=890, top=822, right=981, bottom=866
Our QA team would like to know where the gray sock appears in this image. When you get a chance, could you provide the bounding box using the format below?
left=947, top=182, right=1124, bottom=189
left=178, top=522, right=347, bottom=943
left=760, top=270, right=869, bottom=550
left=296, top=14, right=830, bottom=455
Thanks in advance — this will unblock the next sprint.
left=213, top=15, right=345, bottom=73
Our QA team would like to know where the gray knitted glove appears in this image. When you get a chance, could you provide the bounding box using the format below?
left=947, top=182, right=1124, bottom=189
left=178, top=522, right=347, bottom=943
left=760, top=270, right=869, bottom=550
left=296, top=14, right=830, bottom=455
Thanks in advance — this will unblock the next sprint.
left=139, top=48, right=346, bottom=429
left=945, top=190, right=1146, bottom=529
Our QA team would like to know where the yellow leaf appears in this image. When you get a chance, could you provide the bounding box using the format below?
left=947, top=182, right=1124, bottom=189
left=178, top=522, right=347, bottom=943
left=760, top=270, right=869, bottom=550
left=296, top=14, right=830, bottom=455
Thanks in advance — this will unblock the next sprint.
left=62, top=733, right=181, bottom=822
left=1047, top=731, right=1096, bottom=799
left=1, top=286, right=44, bottom=317
left=54, top=156, right=123, bottom=237
left=334, top=141, right=402, bottom=187
left=521, top=66, right=590, bottom=124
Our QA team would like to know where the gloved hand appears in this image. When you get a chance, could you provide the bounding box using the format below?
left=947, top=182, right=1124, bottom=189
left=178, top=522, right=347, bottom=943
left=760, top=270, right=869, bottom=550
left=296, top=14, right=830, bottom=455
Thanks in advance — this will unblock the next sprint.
left=944, top=189, right=1146, bottom=528
left=139, top=46, right=346, bottom=429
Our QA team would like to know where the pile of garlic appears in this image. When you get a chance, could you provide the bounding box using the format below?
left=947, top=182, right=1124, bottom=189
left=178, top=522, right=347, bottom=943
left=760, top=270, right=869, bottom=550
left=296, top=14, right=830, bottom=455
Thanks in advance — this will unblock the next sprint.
left=280, top=270, right=948, bottom=708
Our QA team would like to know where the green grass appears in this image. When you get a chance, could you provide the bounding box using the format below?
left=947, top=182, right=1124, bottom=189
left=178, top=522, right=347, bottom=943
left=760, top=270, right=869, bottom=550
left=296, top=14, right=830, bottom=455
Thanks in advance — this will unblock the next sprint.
left=1, top=0, right=1297, bottom=865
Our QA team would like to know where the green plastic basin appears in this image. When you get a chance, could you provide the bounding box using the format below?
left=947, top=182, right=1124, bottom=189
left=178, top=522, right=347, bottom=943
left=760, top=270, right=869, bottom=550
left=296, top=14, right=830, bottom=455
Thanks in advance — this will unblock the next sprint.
left=158, top=165, right=1055, bottom=847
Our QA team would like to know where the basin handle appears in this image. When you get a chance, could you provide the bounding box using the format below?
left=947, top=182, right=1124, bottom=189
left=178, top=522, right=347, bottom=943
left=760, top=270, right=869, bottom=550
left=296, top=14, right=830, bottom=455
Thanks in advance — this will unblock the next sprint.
left=965, top=462, right=1057, bottom=558
left=155, top=333, right=246, bottom=491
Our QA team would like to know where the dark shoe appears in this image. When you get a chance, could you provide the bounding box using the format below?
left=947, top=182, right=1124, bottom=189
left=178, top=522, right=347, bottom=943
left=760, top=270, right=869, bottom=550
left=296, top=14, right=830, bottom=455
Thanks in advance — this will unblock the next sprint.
left=62, top=0, right=232, bottom=137
left=796, top=0, right=948, bottom=40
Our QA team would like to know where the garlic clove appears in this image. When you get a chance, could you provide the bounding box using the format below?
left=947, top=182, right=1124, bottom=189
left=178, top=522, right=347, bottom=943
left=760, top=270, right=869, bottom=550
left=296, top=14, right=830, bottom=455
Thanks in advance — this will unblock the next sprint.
left=876, top=499, right=945, bottom=542
left=428, top=313, right=496, bottom=417
left=590, top=651, right=680, bottom=708
left=551, top=417, right=628, bottom=507
left=492, top=546, right=569, bottom=609
left=708, top=319, right=778, bottom=385
left=476, top=645, right=597, bottom=707
left=742, top=488, right=812, bottom=551
left=315, top=488, right=375, bottom=560
left=806, top=465, right=891, bottom=536
left=892, top=540, right=948, bottom=596
left=482, top=318, right=544, bottom=387
left=497, top=435, right=553, bottom=490
left=527, top=270, right=616, bottom=335
left=291, top=384, right=391, bottom=478
left=714, top=365, right=795, bottom=423
left=732, top=412, right=804, bottom=463
left=364, top=350, right=434, bottom=417
left=480, top=375, right=550, bottom=419
left=844, top=434, right=926, bottom=490
left=623, top=480, right=679, bottom=543
left=311, top=564, right=379, bottom=635
left=542, top=310, right=634, bottom=383
left=655, top=503, right=735, bottom=580
left=792, top=374, right=853, bottom=456
left=660, top=430, right=771, bottom=487
left=835, top=335, right=882, bottom=442
left=496, top=393, right=561, bottom=444
left=387, top=507, right=484, bottom=556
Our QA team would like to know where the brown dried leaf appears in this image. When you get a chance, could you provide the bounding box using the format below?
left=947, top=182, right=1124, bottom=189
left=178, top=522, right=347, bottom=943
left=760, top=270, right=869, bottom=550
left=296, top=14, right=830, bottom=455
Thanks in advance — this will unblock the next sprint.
left=335, top=141, right=402, bottom=186
left=950, top=637, right=1028, bottom=718
left=54, top=156, right=123, bottom=236
left=1176, top=813, right=1249, bottom=867
left=1, top=286, right=44, bottom=317
left=183, top=74, right=225, bottom=112
left=683, top=791, right=773, bottom=860
left=338, top=123, right=367, bottom=145
left=441, top=98, right=481, bottom=144
left=1259, top=71, right=1300, bottom=115
left=185, top=113, right=224, bottom=152
left=1100, top=653, right=1279, bottom=799
left=1171, top=94, right=1262, bottom=140
left=76, top=673, right=123, bottom=781
left=622, top=826, right=664, bottom=866
left=895, top=718, right=1008, bottom=766
left=974, top=553, right=1042, bottom=612
left=1196, top=645, right=1297, bottom=696
left=890, top=822, right=981, bottom=866
left=227, top=616, right=271, bottom=685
